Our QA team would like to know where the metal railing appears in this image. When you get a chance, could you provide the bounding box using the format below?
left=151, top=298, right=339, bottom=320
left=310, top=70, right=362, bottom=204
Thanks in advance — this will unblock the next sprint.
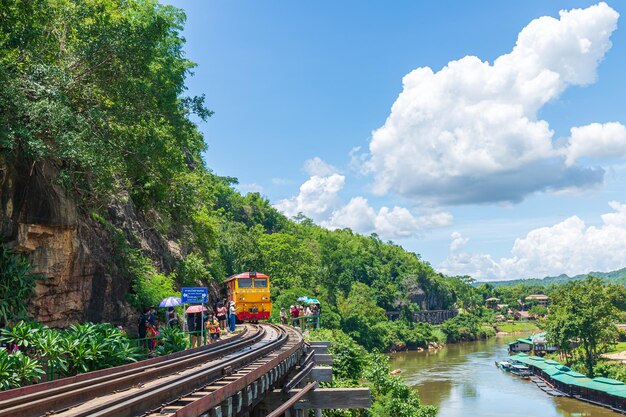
left=289, top=314, right=320, bottom=330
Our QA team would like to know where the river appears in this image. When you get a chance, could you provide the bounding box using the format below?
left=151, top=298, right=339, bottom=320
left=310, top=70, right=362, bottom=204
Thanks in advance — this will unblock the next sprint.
left=389, top=334, right=622, bottom=417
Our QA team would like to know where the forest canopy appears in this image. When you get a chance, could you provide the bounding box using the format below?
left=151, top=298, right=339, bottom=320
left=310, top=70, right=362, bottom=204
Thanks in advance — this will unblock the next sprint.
left=0, top=0, right=457, bottom=322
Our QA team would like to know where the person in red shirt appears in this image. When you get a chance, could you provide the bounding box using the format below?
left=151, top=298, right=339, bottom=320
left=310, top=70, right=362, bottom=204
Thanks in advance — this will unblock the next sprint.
left=290, top=305, right=299, bottom=327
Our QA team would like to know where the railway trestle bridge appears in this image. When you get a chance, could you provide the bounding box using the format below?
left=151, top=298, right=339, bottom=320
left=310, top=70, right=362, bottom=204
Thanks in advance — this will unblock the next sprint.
left=0, top=324, right=370, bottom=417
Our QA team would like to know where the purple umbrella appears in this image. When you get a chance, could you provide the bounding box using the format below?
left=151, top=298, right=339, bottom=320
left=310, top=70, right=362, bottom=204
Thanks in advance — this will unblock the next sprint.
left=159, top=296, right=182, bottom=308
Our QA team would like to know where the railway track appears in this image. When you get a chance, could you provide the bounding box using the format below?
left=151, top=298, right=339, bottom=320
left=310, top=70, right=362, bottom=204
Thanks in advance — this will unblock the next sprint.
left=0, top=324, right=304, bottom=417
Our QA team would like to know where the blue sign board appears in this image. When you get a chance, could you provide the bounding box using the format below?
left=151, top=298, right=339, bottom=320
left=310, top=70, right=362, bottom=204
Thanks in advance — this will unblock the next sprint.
left=181, top=287, right=208, bottom=304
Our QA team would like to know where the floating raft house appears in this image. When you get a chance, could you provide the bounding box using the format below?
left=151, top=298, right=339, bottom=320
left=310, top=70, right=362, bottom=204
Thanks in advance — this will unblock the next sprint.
left=509, top=353, right=626, bottom=413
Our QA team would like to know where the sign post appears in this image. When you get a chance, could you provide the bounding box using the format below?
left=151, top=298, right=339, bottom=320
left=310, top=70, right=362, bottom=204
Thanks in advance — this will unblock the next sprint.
left=181, top=287, right=208, bottom=304
left=181, top=287, right=209, bottom=346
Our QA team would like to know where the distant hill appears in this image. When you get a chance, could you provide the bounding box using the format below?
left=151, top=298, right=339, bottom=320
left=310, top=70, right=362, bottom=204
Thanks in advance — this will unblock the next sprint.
left=485, top=267, right=626, bottom=287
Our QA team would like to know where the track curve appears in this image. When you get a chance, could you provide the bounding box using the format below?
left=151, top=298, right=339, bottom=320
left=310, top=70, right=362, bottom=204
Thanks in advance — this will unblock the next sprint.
left=0, top=324, right=303, bottom=417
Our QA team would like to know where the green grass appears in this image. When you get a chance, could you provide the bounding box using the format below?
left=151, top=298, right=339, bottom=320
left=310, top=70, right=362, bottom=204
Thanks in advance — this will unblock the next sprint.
left=606, top=341, right=626, bottom=354
left=496, top=322, right=541, bottom=333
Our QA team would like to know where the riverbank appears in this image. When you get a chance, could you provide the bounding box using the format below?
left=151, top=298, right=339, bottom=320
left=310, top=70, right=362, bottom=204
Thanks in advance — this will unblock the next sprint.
left=390, top=334, right=621, bottom=416
left=495, top=322, right=542, bottom=333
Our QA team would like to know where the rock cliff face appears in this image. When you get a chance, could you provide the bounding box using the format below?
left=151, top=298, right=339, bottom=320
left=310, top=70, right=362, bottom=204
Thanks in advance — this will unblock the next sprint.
left=0, top=156, right=174, bottom=328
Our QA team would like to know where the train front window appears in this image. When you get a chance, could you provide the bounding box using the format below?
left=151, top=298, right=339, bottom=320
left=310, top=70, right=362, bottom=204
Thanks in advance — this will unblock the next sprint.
left=254, top=278, right=267, bottom=288
left=238, top=278, right=253, bottom=288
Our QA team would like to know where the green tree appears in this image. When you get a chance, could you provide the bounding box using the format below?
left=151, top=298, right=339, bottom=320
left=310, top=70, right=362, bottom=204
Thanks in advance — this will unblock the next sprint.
left=257, top=233, right=318, bottom=293
left=337, top=282, right=391, bottom=350
left=365, top=351, right=437, bottom=417
left=446, top=275, right=481, bottom=309
left=545, top=276, right=618, bottom=376
left=529, top=305, right=548, bottom=318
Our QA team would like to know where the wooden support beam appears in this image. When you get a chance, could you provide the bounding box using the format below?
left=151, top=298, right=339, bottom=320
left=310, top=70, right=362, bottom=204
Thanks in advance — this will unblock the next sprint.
left=311, top=346, right=330, bottom=353
left=263, top=388, right=371, bottom=410
left=309, top=367, right=332, bottom=382
left=310, top=341, right=331, bottom=348
left=314, top=353, right=333, bottom=365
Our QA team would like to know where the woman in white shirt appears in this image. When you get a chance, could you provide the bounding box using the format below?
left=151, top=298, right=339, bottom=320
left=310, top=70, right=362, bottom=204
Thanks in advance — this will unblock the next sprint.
left=228, top=302, right=237, bottom=332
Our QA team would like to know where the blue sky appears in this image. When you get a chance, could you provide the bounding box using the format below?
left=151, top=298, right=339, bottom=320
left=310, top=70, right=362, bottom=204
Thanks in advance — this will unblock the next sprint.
left=164, top=1, right=626, bottom=281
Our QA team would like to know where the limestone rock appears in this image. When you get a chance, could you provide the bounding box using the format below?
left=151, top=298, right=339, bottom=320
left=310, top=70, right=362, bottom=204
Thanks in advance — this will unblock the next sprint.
left=0, top=156, right=167, bottom=328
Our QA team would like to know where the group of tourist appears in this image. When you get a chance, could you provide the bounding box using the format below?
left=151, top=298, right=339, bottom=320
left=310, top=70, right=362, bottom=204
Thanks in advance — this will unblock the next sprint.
left=280, top=303, right=320, bottom=329
left=136, top=297, right=320, bottom=350
left=137, top=306, right=159, bottom=350
left=185, top=310, right=219, bottom=348
left=186, top=300, right=237, bottom=348
left=136, top=300, right=238, bottom=350
left=214, top=299, right=237, bottom=333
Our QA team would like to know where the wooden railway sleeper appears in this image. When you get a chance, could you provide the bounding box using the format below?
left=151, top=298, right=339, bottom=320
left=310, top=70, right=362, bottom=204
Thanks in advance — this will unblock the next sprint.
left=0, top=326, right=263, bottom=417
left=152, top=325, right=302, bottom=417
left=75, top=325, right=290, bottom=417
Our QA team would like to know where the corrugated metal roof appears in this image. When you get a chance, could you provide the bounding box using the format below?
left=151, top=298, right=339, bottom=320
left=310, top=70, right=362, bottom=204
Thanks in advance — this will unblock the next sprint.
left=508, top=354, right=626, bottom=396
left=225, top=271, right=270, bottom=282
left=594, top=377, right=626, bottom=385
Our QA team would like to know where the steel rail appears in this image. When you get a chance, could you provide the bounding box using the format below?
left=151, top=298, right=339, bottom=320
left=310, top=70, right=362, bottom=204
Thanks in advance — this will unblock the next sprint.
left=0, top=326, right=264, bottom=417
left=0, top=327, right=250, bottom=403
left=73, top=324, right=291, bottom=417
left=170, top=325, right=304, bottom=417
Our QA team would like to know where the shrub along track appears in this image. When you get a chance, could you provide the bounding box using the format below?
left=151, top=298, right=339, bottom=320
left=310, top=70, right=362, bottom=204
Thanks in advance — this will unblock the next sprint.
left=0, top=324, right=302, bottom=417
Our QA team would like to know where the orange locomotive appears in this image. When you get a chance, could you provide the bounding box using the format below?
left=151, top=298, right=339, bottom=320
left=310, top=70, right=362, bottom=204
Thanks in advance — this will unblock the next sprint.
left=225, top=271, right=272, bottom=322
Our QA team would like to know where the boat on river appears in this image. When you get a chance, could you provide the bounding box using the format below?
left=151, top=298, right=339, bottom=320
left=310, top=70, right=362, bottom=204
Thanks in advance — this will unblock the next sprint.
left=510, top=364, right=532, bottom=377
left=495, top=360, right=531, bottom=378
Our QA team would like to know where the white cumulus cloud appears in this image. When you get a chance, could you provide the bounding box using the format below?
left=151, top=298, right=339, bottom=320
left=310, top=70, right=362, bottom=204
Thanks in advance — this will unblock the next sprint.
left=324, top=199, right=453, bottom=238
left=416, top=211, right=454, bottom=229
left=439, top=201, right=626, bottom=280
left=365, top=2, right=618, bottom=205
left=563, top=122, right=626, bottom=166
left=275, top=164, right=452, bottom=239
left=449, top=232, right=469, bottom=252
left=304, top=157, right=340, bottom=177
left=274, top=174, right=345, bottom=222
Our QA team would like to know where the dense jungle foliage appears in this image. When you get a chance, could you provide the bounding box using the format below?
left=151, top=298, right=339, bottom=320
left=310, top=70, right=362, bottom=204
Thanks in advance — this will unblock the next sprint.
left=0, top=320, right=195, bottom=390
left=0, top=0, right=457, bottom=334
left=0, top=321, right=142, bottom=390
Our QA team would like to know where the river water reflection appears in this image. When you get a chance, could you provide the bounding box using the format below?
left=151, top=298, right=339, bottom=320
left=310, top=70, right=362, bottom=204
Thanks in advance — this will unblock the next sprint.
left=389, top=334, right=621, bottom=417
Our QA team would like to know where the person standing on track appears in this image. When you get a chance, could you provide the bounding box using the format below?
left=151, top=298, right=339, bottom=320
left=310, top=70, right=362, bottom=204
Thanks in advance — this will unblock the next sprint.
left=216, top=302, right=228, bottom=331
left=205, top=313, right=220, bottom=343
left=138, top=308, right=149, bottom=348
left=290, top=305, right=299, bottom=327
left=148, top=306, right=156, bottom=327
left=228, top=301, right=237, bottom=332
left=187, top=312, right=201, bottom=348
